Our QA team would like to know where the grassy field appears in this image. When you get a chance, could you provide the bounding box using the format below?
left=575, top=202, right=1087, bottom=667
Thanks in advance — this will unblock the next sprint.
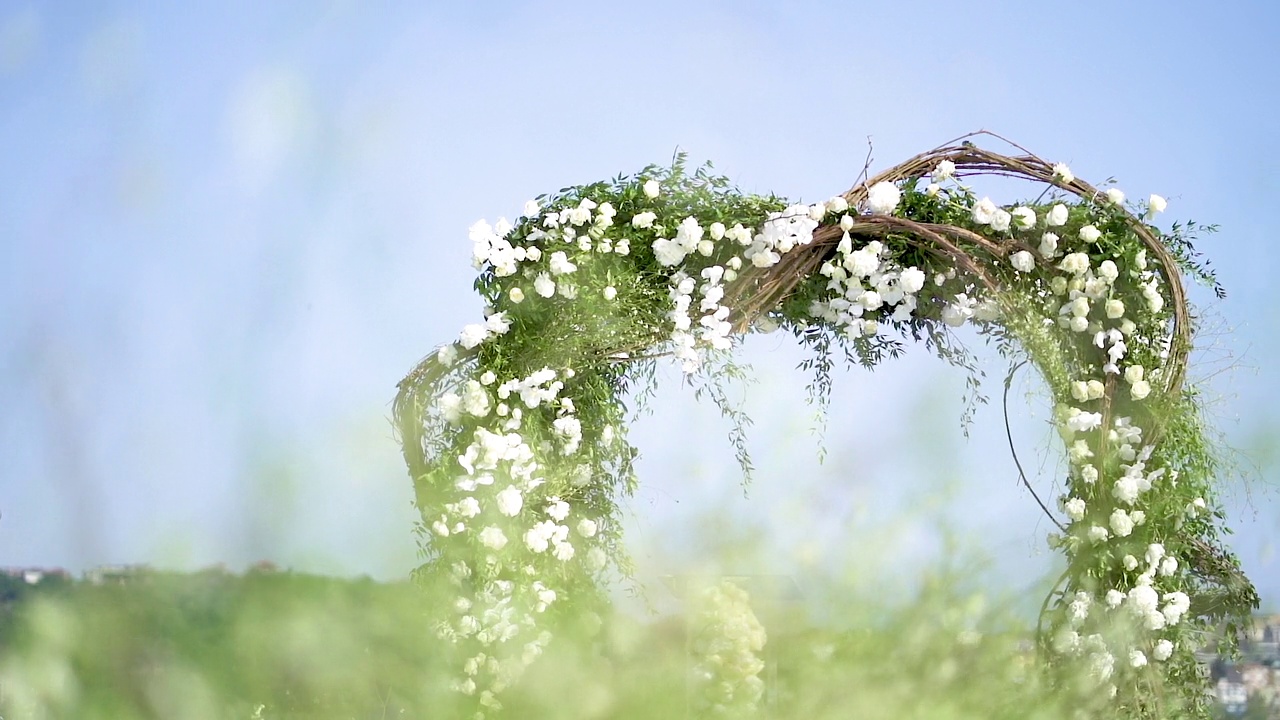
left=0, top=566, right=1153, bottom=719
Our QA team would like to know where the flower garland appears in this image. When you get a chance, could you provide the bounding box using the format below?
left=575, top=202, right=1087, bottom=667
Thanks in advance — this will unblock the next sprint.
left=394, top=133, right=1256, bottom=718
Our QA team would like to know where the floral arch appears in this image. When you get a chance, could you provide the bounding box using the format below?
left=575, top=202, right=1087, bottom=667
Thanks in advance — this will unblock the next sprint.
left=394, top=132, right=1256, bottom=717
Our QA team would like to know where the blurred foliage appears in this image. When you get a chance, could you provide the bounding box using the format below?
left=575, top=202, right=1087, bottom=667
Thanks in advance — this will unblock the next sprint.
left=0, top=565, right=1220, bottom=719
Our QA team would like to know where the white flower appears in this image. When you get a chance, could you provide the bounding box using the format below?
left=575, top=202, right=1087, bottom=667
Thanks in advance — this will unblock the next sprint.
left=437, top=344, right=459, bottom=367
left=1046, top=204, right=1069, bottom=227
left=461, top=380, right=491, bottom=417
left=1160, top=556, right=1178, bottom=577
left=1145, top=543, right=1166, bottom=566
left=631, top=211, right=657, bottom=229
left=1147, top=194, right=1167, bottom=216
left=495, top=486, right=523, bottom=517
left=1105, top=188, right=1125, bottom=205
left=1110, top=509, right=1134, bottom=538
left=1113, top=476, right=1140, bottom=505
left=534, top=273, right=556, bottom=298
left=549, top=251, right=577, bottom=275
left=1038, top=232, right=1059, bottom=258
left=972, top=197, right=998, bottom=225
left=1011, top=207, right=1036, bottom=229
left=990, top=209, right=1012, bottom=232
left=933, top=160, right=956, bottom=182
left=523, top=199, right=540, bottom=217
left=643, top=179, right=660, bottom=198
left=900, top=267, right=926, bottom=293
left=1052, top=163, right=1074, bottom=184
left=866, top=181, right=901, bottom=215
left=1105, top=590, right=1126, bottom=608
left=1010, top=250, right=1035, bottom=273
left=925, top=183, right=940, bottom=196
left=1129, top=650, right=1147, bottom=668
left=509, top=287, right=525, bottom=304
left=1066, top=409, right=1103, bottom=433
left=1079, top=225, right=1102, bottom=243
left=827, top=196, right=849, bottom=214
left=546, top=499, right=570, bottom=521
left=1064, top=497, right=1086, bottom=521
left=709, top=221, right=726, bottom=240
left=485, top=312, right=511, bottom=335
left=479, top=527, right=508, bottom=551
left=1105, top=299, right=1125, bottom=319
left=1088, top=525, right=1110, bottom=543
left=1124, top=365, right=1145, bottom=384
left=1130, top=379, right=1151, bottom=401
left=839, top=214, right=855, bottom=231
left=652, top=237, right=687, bottom=266
left=1153, top=639, right=1174, bottom=661
left=1162, top=591, right=1190, bottom=625
left=450, top=498, right=478, bottom=521
left=602, top=285, right=617, bottom=301
left=1069, top=440, right=1093, bottom=465
left=553, top=541, right=575, bottom=562
left=1059, top=252, right=1090, bottom=275
left=577, top=518, right=598, bottom=537
left=1123, top=555, right=1139, bottom=571
left=1094, top=262, right=1117, bottom=285
left=459, top=324, right=490, bottom=349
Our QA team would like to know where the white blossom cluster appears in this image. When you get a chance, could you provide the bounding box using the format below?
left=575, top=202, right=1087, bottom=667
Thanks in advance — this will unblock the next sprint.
left=430, top=350, right=606, bottom=715
left=743, top=203, right=819, bottom=269
left=914, top=158, right=1194, bottom=690
left=688, top=581, right=768, bottom=716
left=811, top=234, right=927, bottom=338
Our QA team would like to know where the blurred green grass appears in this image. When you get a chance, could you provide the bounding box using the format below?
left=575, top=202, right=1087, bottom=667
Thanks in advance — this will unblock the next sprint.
left=0, top=565, right=1124, bottom=720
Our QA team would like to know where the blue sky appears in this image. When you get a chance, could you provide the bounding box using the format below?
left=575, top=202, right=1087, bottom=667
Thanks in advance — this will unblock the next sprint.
left=0, top=1, right=1276, bottom=608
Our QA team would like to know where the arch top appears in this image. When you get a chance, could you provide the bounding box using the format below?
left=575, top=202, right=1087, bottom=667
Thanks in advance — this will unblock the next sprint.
left=397, top=132, right=1253, bottom=718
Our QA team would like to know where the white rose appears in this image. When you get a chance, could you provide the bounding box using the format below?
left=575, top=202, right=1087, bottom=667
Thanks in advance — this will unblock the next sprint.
left=827, top=196, right=849, bottom=214
left=1079, top=225, right=1102, bottom=243
left=631, top=211, right=657, bottom=229
left=1010, top=250, right=1035, bottom=273
left=1148, top=194, right=1167, bottom=216
left=1153, top=640, right=1174, bottom=661
left=479, top=527, right=508, bottom=551
left=866, top=181, right=901, bottom=215
left=839, top=214, right=855, bottom=231
left=1052, top=163, right=1074, bottom=184
left=576, top=518, right=598, bottom=537
left=933, top=159, right=956, bottom=182
left=523, top=199, right=540, bottom=217
left=1105, top=188, right=1125, bottom=205
left=603, top=285, right=617, bottom=300
left=991, top=209, right=1012, bottom=232
left=1046, top=203, right=1069, bottom=227
left=509, top=287, right=525, bottom=304
left=1011, top=207, right=1036, bottom=229
left=1105, top=299, right=1125, bottom=319
left=1039, top=232, right=1060, bottom=258
left=1124, top=365, right=1145, bottom=384
left=1130, top=379, right=1151, bottom=400
left=459, top=323, right=489, bottom=349
left=972, top=197, right=998, bottom=225
left=642, top=179, right=660, bottom=198
left=709, top=221, right=726, bottom=240
left=1110, top=509, right=1134, bottom=538
left=495, top=486, right=524, bottom=517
